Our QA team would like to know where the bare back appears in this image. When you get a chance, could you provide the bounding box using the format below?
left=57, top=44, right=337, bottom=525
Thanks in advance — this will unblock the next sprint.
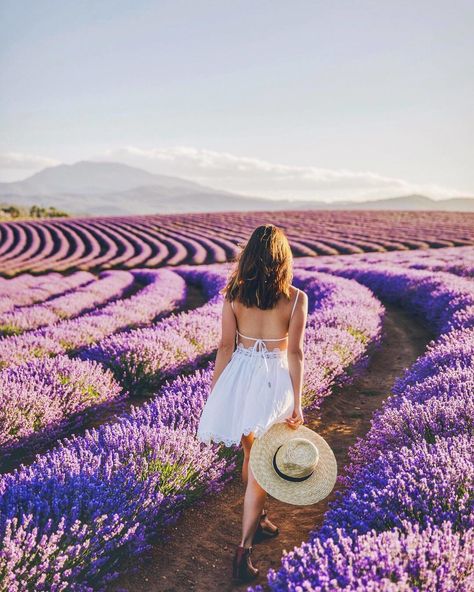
left=231, top=286, right=300, bottom=352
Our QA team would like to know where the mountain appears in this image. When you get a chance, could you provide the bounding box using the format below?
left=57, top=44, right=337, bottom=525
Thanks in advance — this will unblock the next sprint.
left=319, top=194, right=474, bottom=212
left=0, top=161, right=249, bottom=216
left=0, top=161, right=204, bottom=195
left=0, top=161, right=473, bottom=215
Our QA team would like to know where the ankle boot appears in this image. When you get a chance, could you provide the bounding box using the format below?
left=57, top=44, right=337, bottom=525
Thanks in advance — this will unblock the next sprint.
left=232, top=544, right=259, bottom=581
left=253, top=508, right=279, bottom=544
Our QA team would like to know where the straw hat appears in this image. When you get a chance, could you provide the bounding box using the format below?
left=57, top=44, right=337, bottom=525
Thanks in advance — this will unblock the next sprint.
left=249, top=422, right=337, bottom=506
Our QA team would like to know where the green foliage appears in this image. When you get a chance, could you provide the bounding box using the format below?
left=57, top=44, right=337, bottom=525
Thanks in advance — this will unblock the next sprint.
left=57, top=372, right=101, bottom=401
left=0, top=203, right=69, bottom=220
left=346, top=326, right=369, bottom=344
left=0, top=324, right=22, bottom=337
left=140, top=458, right=203, bottom=500
left=29, top=205, right=69, bottom=218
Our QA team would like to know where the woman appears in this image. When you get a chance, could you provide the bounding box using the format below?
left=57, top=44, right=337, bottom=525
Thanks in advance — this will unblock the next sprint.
left=197, top=223, right=308, bottom=582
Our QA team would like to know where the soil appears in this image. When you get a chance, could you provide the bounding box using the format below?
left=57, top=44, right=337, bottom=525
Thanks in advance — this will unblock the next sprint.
left=107, top=301, right=434, bottom=592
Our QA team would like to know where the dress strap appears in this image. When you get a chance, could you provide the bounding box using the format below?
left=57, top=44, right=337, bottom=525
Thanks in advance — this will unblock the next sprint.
left=236, top=329, right=287, bottom=341
left=290, top=288, right=299, bottom=321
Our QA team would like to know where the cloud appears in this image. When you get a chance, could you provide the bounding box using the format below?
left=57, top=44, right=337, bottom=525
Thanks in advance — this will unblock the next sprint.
left=0, top=152, right=61, bottom=170
left=95, top=146, right=467, bottom=201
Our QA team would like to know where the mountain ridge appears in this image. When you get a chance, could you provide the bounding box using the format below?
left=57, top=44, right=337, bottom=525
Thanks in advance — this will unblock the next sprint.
left=0, top=161, right=472, bottom=215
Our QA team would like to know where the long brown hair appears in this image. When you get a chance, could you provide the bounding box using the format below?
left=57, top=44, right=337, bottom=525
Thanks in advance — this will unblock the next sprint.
left=222, top=224, right=293, bottom=309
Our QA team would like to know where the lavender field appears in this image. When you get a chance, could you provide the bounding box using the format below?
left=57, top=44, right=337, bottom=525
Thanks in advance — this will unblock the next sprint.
left=0, top=210, right=473, bottom=275
left=0, top=211, right=472, bottom=591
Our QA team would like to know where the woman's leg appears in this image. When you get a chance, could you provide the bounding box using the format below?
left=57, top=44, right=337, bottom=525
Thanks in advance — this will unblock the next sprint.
left=241, top=432, right=254, bottom=485
left=239, top=432, right=267, bottom=547
left=239, top=461, right=267, bottom=547
left=240, top=432, right=278, bottom=538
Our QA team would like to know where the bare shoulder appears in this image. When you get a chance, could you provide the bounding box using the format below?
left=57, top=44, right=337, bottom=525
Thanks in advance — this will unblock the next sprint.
left=292, top=285, right=307, bottom=300
left=293, top=286, right=308, bottom=309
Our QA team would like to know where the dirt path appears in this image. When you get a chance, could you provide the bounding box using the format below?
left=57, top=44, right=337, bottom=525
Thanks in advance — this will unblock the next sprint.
left=108, top=302, right=433, bottom=592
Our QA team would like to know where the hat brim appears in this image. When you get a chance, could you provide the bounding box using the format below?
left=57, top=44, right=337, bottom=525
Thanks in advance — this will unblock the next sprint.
left=249, top=422, right=337, bottom=506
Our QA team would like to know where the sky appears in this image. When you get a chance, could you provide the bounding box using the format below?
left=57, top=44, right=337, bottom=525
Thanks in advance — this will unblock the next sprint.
left=0, top=0, right=473, bottom=202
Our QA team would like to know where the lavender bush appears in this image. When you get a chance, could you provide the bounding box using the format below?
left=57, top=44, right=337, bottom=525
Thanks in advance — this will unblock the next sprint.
left=82, top=267, right=228, bottom=390
left=0, top=366, right=236, bottom=592
left=0, top=271, right=94, bottom=314
left=295, top=244, right=474, bottom=278
left=264, top=521, right=474, bottom=592
left=0, top=269, right=186, bottom=368
left=0, top=355, right=125, bottom=455
left=0, top=270, right=136, bottom=335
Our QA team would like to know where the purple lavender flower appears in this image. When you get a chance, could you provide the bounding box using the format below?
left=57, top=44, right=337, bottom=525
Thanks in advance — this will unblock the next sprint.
left=0, top=355, right=125, bottom=454
left=252, top=521, right=474, bottom=592
left=0, top=269, right=186, bottom=367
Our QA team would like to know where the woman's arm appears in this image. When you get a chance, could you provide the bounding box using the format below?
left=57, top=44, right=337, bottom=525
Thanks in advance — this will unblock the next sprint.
left=286, top=290, right=308, bottom=424
left=210, top=299, right=236, bottom=391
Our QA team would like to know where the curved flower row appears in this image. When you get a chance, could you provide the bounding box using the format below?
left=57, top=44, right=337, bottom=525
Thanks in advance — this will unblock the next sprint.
left=0, top=271, right=95, bottom=313
left=0, top=270, right=136, bottom=336
left=309, top=262, right=474, bottom=335
left=0, top=269, right=186, bottom=455
left=258, top=520, right=473, bottom=592
left=295, top=244, right=474, bottom=279
left=250, top=263, right=474, bottom=592
left=81, top=266, right=230, bottom=391
left=0, top=367, right=236, bottom=592
left=0, top=356, right=124, bottom=455
left=343, top=328, right=474, bottom=481
left=0, top=269, right=186, bottom=368
left=292, top=269, right=384, bottom=409
left=0, top=267, right=384, bottom=591
left=1, top=210, right=473, bottom=274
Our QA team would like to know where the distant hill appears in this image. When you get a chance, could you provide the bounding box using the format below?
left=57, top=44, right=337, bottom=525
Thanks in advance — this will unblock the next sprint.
left=0, top=161, right=472, bottom=215
left=322, top=194, right=474, bottom=212
left=0, top=161, right=258, bottom=216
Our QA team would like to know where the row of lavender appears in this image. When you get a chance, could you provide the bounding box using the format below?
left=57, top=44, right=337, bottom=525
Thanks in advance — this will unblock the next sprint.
left=0, top=269, right=187, bottom=455
left=250, top=262, right=474, bottom=591
left=295, top=244, right=474, bottom=279
left=0, top=271, right=94, bottom=313
left=0, top=266, right=384, bottom=591
left=1, top=210, right=473, bottom=274
left=0, top=271, right=136, bottom=335
left=0, top=269, right=186, bottom=369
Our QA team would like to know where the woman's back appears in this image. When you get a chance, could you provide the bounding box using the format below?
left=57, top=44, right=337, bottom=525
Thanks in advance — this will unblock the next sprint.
left=231, top=286, right=300, bottom=352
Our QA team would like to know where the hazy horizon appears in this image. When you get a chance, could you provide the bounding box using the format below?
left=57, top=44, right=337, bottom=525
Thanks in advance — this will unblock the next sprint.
left=2, top=158, right=474, bottom=205
left=1, top=1, right=473, bottom=202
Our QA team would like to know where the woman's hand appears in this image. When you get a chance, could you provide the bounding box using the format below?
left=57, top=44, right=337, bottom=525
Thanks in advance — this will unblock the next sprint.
left=285, top=404, right=304, bottom=430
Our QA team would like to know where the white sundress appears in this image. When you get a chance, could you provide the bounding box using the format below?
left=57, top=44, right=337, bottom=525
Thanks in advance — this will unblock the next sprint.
left=197, top=289, right=300, bottom=447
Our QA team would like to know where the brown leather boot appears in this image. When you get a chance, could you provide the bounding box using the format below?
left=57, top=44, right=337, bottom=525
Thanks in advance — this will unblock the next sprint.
left=232, top=545, right=259, bottom=581
left=253, top=508, right=279, bottom=544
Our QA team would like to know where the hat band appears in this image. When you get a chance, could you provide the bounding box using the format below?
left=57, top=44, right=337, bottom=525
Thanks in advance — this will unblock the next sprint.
left=272, top=445, right=314, bottom=482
